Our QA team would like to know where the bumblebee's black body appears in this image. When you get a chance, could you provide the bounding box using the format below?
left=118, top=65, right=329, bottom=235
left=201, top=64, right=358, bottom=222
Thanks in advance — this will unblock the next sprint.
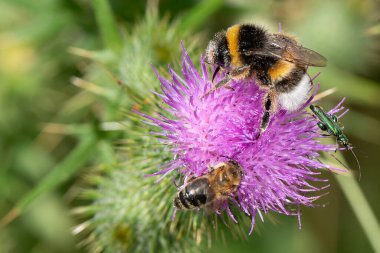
left=209, top=24, right=307, bottom=90
left=174, top=177, right=214, bottom=210
left=205, top=24, right=326, bottom=137
left=230, top=25, right=277, bottom=82
left=213, top=32, right=231, bottom=68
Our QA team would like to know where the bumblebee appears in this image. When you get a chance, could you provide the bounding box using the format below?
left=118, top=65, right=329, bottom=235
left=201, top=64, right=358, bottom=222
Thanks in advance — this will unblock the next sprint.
left=204, top=24, right=327, bottom=137
left=174, top=160, right=243, bottom=211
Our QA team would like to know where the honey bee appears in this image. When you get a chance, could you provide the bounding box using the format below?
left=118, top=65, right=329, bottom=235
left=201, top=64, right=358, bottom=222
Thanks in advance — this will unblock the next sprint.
left=174, top=160, right=243, bottom=211
left=204, top=24, right=327, bottom=137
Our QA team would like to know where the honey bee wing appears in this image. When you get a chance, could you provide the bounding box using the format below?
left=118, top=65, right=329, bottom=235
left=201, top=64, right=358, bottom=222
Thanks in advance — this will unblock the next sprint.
left=205, top=198, right=226, bottom=214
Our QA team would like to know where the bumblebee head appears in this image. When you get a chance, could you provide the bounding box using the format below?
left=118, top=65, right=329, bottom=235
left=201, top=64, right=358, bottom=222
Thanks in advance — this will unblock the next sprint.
left=205, top=31, right=231, bottom=68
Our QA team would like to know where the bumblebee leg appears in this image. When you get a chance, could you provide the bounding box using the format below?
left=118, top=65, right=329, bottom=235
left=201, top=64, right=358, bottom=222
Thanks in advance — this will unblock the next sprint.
left=254, top=69, right=277, bottom=139
left=226, top=65, right=250, bottom=87
left=202, top=65, right=250, bottom=99
left=201, top=76, right=232, bottom=98
left=257, top=89, right=276, bottom=139
left=256, top=71, right=272, bottom=87
left=211, top=66, right=221, bottom=83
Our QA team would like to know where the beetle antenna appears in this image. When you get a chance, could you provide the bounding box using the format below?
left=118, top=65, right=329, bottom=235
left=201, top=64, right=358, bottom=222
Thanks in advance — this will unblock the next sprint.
left=348, top=146, right=361, bottom=181
left=330, top=153, right=348, bottom=169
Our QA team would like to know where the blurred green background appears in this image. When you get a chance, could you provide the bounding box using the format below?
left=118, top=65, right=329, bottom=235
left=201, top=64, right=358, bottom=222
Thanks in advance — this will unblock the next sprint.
left=0, top=0, right=379, bottom=252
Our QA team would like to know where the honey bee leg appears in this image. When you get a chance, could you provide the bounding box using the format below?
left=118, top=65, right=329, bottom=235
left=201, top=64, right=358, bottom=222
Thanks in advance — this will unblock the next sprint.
left=171, top=207, right=178, bottom=221
left=172, top=176, right=180, bottom=189
left=206, top=200, right=219, bottom=215
left=204, top=204, right=216, bottom=216
left=184, top=175, right=196, bottom=184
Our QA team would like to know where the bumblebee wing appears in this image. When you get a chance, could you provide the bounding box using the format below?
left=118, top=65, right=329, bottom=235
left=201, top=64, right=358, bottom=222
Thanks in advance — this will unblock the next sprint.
left=244, top=34, right=327, bottom=67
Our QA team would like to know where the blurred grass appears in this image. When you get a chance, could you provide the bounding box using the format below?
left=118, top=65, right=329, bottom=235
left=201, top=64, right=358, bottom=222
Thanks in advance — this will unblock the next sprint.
left=1, top=134, right=97, bottom=226
left=335, top=173, right=380, bottom=253
left=0, top=0, right=379, bottom=253
left=93, top=0, right=122, bottom=51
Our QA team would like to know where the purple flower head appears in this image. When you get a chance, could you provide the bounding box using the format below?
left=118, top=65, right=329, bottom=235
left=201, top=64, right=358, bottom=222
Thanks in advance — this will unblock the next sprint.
left=141, top=45, right=343, bottom=234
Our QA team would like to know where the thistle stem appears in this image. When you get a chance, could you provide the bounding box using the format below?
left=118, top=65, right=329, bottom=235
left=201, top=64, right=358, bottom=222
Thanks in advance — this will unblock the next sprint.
left=178, top=0, right=223, bottom=31
left=1, top=135, right=97, bottom=226
left=335, top=173, right=380, bottom=253
left=92, top=0, right=122, bottom=52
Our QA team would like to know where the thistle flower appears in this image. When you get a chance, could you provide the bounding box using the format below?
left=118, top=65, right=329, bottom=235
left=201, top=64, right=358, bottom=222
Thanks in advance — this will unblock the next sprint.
left=141, top=45, right=342, bottom=234
left=72, top=7, right=228, bottom=252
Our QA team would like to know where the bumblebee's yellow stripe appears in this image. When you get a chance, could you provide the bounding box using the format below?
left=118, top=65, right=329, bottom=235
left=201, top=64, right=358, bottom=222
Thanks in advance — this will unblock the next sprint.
left=268, top=60, right=295, bottom=82
left=226, top=25, right=241, bottom=66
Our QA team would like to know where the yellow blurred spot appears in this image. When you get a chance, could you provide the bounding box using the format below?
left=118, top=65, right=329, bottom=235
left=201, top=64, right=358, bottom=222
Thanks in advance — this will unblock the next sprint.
left=132, top=103, right=142, bottom=111
left=0, top=34, right=36, bottom=74
left=113, top=223, right=134, bottom=250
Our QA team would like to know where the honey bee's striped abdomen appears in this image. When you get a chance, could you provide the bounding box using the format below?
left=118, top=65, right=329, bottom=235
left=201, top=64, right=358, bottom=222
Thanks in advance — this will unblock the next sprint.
left=174, top=178, right=211, bottom=210
left=174, top=191, right=191, bottom=209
